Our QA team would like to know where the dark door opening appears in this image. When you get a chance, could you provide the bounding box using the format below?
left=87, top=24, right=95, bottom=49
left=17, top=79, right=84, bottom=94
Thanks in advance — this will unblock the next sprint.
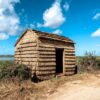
left=56, top=48, right=63, bottom=74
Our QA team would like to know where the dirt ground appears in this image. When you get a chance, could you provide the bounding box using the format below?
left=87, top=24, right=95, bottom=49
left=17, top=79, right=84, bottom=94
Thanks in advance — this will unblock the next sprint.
left=48, top=73, right=100, bottom=100
left=0, top=72, right=100, bottom=100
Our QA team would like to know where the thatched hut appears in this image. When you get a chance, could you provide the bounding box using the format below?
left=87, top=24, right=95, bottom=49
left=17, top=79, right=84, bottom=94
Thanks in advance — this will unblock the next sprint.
left=15, top=29, right=76, bottom=80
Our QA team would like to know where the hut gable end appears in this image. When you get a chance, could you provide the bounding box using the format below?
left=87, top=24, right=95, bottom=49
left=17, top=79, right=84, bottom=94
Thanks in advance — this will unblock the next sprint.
left=15, top=30, right=38, bottom=72
left=15, top=30, right=38, bottom=48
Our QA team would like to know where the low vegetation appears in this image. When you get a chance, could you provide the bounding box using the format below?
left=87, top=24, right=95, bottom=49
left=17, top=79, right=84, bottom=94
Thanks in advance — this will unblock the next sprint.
left=0, top=61, right=31, bottom=80
left=76, top=52, right=100, bottom=73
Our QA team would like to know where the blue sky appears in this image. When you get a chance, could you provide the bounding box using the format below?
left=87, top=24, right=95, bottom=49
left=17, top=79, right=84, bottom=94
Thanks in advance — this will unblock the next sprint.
left=0, top=0, right=100, bottom=56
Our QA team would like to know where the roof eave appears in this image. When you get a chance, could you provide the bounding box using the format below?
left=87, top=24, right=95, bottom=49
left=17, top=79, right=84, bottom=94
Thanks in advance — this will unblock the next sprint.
left=39, top=36, right=75, bottom=44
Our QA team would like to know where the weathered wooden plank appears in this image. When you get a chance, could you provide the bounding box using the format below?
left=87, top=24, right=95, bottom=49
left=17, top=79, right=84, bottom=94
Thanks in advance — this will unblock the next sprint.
left=15, top=60, right=36, bottom=63
left=37, top=69, right=55, bottom=71
left=65, top=56, right=75, bottom=59
left=38, top=67, right=55, bottom=71
left=16, top=58, right=37, bottom=62
left=65, top=49, right=75, bottom=52
left=38, top=48, right=55, bottom=51
left=15, top=54, right=37, bottom=58
left=18, top=45, right=36, bottom=49
left=65, top=52, right=75, bottom=54
left=15, top=51, right=37, bottom=55
left=66, top=61, right=75, bottom=64
left=37, top=72, right=55, bottom=76
left=39, top=52, right=55, bottom=55
left=38, top=65, right=55, bottom=67
left=15, top=53, right=37, bottom=56
left=39, top=44, right=55, bottom=48
left=17, top=50, right=37, bottom=54
left=39, top=55, right=55, bottom=58
left=65, top=59, right=75, bottom=62
left=65, top=67, right=75, bottom=69
left=20, top=42, right=37, bottom=46
left=20, top=41, right=36, bottom=45
left=65, top=46, right=75, bottom=48
left=64, top=65, right=75, bottom=67
left=65, top=70, right=75, bottom=72
left=17, top=43, right=37, bottom=49
left=38, top=62, right=56, bottom=66
left=20, top=61, right=37, bottom=65
left=65, top=54, right=75, bottom=56
left=15, top=48, right=37, bottom=52
left=15, top=57, right=37, bottom=59
left=65, top=58, right=75, bottom=60
left=65, top=63, right=75, bottom=65
left=38, top=59, right=56, bottom=62
left=20, top=45, right=37, bottom=48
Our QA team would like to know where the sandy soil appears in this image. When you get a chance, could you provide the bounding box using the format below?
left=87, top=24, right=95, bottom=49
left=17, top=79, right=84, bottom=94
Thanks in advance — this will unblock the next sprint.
left=0, top=73, right=100, bottom=100
left=48, top=74, right=100, bottom=100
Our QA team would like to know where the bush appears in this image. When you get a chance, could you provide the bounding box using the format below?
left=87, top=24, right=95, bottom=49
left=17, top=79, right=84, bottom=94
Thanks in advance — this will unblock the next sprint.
left=15, top=64, right=31, bottom=80
left=0, top=61, right=31, bottom=80
left=0, top=61, right=14, bottom=69
left=78, top=52, right=100, bottom=72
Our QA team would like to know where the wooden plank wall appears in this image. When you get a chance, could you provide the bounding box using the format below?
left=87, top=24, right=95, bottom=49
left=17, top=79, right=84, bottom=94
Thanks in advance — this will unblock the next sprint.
left=15, top=30, right=38, bottom=75
left=64, top=44, right=76, bottom=75
left=37, top=38, right=75, bottom=80
left=36, top=44, right=56, bottom=80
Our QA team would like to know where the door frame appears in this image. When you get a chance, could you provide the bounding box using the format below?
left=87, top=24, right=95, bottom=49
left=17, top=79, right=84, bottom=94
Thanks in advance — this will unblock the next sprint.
left=55, top=48, right=64, bottom=74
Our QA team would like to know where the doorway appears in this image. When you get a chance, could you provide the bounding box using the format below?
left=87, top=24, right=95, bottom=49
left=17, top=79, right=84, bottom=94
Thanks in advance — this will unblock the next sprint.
left=56, top=48, right=63, bottom=74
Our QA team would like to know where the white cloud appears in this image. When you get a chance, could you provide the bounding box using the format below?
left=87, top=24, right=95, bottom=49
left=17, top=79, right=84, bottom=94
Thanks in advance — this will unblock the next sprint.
left=91, top=28, right=100, bottom=37
left=53, top=29, right=62, bottom=35
left=38, top=0, right=66, bottom=28
left=93, top=13, right=100, bottom=20
left=0, top=0, right=20, bottom=40
left=0, top=33, right=9, bottom=40
left=63, top=2, right=69, bottom=11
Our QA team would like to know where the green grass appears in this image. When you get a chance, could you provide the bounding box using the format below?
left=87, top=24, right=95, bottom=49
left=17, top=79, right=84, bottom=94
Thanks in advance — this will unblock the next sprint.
left=0, top=61, right=14, bottom=69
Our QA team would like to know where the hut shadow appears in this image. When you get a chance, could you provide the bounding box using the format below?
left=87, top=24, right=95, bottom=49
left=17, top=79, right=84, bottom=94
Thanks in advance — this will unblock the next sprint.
left=31, top=73, right=41, bottom=83
left=75, top=65, right=78, bottom=74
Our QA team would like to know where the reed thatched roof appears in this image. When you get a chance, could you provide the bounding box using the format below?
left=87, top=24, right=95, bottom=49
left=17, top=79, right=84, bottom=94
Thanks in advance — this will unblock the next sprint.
left=15, top=29, right=74, bottom=46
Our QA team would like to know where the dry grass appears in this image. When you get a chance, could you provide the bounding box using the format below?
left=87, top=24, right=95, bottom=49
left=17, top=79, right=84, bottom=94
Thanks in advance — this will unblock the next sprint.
left=0, top=72, right=100, bottom=100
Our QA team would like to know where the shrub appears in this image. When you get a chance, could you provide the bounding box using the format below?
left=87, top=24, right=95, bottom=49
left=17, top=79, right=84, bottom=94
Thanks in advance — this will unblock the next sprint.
left=15, top=64, right=31, bottom=80
left=0, top=61, right=31, bottom=80
left=0, top=61, right=14, bottom=69
left=78, top=52, right=100, bottom=72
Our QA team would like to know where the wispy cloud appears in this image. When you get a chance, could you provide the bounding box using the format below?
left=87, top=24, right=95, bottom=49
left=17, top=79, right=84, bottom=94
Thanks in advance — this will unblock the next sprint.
left=63, top=2, right=69, bottom=11
left=53, top=29, right=63, bottom=35
left=91, top=28, right=100, bottom=37
left=93, top=13, right=100, bottom=20
left=0, top=0, right=20, bottom=40
left=37, top=0, right=66, bottom=28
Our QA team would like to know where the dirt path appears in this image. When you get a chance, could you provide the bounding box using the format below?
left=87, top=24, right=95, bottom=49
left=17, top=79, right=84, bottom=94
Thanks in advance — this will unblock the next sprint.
left=0, top=73, right=100, bottom=100
left=48, top=74, right=100, bottom=100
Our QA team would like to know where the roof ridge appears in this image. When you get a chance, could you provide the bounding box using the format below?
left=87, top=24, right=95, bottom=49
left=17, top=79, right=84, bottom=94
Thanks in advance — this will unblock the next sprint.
left=15, top=29, right=74, bottom=46
left=32, top=29, right=74, bottom=43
